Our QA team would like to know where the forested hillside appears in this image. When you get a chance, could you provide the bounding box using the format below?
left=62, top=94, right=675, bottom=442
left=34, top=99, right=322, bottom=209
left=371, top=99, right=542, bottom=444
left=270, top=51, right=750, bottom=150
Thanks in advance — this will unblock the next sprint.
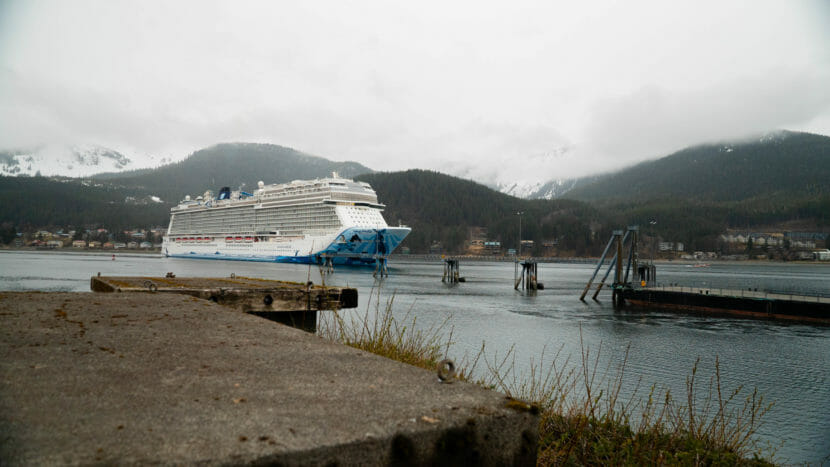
left=0, top=176, right=169, bottom=232
left=565, top=131, right=830, bottom=202
left=357, top=170, right=604, bottom=255
left=94, top=143, right=372, bottom=203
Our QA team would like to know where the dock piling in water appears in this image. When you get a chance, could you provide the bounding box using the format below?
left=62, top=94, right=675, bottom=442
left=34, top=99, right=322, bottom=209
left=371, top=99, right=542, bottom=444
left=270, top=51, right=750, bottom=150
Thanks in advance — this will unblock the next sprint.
left=373, top=256, right=389, bottom=278
left=442, top=258, right=462, bottom=283
left=515, top=260, right=541, bottom=291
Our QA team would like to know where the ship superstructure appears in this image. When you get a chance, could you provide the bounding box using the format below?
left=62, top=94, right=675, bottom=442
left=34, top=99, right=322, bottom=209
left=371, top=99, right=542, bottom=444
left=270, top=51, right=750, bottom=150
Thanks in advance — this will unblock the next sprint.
left=162, top=174, right=410, bottom=265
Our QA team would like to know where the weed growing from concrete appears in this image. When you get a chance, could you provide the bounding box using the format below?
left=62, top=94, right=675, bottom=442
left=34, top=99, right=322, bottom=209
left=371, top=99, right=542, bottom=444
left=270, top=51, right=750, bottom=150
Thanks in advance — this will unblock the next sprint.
left=319, top=286, right=454, bottom=370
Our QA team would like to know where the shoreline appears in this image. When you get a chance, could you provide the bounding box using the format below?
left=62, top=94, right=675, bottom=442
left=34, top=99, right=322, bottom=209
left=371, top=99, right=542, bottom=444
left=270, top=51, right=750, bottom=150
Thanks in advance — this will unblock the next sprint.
left=2, top=248, right=828, bottom=265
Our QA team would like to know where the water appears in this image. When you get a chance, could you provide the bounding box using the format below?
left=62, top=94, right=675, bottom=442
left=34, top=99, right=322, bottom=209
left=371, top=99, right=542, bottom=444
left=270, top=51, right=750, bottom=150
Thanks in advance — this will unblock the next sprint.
left=1, top=251, right=829, bottom=464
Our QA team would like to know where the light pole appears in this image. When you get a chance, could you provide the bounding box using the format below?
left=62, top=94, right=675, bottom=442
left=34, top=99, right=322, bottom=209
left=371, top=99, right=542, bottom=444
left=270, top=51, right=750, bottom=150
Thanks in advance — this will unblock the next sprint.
left=649, top=219, right=657, bottom=263
left=516, top=211, right=524, bottom=258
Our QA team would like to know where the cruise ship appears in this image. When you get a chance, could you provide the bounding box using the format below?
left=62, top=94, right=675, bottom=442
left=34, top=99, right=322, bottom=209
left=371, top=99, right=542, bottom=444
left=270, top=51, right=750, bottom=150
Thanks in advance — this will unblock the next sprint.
left=161, top=174, right=410, bottom=265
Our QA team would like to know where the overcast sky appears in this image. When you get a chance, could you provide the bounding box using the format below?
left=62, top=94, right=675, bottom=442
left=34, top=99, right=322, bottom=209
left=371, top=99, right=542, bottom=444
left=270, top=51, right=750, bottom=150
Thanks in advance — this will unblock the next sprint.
left=1, top=0, right=829, bottom=185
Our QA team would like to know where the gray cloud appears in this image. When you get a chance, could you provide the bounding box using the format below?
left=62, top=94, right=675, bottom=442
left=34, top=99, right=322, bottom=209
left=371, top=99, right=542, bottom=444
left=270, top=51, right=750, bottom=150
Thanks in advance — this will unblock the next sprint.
left=581, top=67, right=830, bottom=172
left=1, top=0, right=828, bottom=182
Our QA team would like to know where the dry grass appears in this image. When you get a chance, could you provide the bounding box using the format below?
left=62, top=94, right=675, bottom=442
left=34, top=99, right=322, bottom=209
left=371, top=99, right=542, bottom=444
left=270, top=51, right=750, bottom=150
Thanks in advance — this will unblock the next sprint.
left=318, top=286, right=454, bottom=371
left=318, top=288, right=776, bottom=465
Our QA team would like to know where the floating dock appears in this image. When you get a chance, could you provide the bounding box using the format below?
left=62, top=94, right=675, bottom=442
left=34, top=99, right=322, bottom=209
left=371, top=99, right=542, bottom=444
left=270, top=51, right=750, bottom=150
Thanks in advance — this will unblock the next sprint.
left=621, top=286, right=830, bottom=324
left=0, top=291, right=538, bottom=465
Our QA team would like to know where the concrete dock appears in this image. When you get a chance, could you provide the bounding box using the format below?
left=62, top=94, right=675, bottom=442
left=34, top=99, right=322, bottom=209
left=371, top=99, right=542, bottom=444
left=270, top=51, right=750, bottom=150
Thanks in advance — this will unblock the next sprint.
left=0, top=292, right=537, bottom=465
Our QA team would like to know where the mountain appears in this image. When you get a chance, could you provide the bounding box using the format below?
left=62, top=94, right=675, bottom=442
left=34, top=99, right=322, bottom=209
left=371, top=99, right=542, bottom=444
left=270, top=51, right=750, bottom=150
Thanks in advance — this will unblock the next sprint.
left=560, top=131, right=830, bottom=202
left=0, top=145, right=136, bottom=177
left=4, top=134, right=829, bottom=254
left=357, top=170, right=603, bottom=255
left=93, top=143, right=373, bottom=203
left=1, top=143, right=372, bottom=233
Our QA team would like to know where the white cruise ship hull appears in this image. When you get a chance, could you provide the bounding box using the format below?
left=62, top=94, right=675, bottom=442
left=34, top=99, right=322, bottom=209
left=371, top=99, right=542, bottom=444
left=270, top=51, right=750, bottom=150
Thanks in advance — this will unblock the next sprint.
left=162, top=226, right=410, bottom=266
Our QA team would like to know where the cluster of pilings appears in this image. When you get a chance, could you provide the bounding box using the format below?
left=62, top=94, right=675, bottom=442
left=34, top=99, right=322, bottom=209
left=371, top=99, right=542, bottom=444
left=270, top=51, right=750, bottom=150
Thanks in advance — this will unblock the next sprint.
left=581, top=226, right=653, bottom=305
left=514, top=260, right=543, bottom=291
left=320, top=254, right=335, bottom=274
left=442, top=258, right=463, bottom=283
left=373, top=256, right=389, bottom=278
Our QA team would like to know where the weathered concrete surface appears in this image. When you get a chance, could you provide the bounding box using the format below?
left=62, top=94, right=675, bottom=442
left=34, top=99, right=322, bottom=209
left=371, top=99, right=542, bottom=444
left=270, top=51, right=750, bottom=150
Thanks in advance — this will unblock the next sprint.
left=0, top=292, right=537, bottom=465
left=91, top=275, right=359, bottom=312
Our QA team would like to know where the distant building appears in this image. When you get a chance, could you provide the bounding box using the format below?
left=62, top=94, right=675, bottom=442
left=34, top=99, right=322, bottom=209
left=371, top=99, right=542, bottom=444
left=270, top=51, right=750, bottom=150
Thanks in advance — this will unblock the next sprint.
left=484, top=241, right=501, bottom=254
left=88, top=241, right=102, bottom=248
left=814, top=249, right=830, bottom=261
left=659, top=242, right=684, bottom=252
left=140, top=241, right=153, bottom=249
left=72, top=240, right=86, bottom=248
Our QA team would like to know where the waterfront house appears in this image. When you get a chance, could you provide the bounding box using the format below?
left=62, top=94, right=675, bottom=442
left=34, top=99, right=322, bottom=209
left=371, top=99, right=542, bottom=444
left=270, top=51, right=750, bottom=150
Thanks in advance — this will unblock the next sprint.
left=72, top=240, right=86, bottom=248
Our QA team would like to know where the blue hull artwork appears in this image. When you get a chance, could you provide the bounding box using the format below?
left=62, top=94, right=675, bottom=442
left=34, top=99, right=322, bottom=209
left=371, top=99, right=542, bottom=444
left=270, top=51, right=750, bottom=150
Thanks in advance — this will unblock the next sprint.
left=164, top=227, right=410, bottom=266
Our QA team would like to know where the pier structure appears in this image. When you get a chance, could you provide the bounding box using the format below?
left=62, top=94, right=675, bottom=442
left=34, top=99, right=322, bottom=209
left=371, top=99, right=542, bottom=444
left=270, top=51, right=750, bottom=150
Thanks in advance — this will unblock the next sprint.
left=442, top=258, right=464, bottom=283
left=580, top=226, right=641, bottom=304
left=90, top=275, right=357, bottom=333
left=514, top=260, right=542, bottom=291
left=581, top=227, right=830, bottom=323
left=373, top=255, right=389, bottom=278
left=320, top=254, right=335, bottom=274
left=622, top=286, right=830, bottom=324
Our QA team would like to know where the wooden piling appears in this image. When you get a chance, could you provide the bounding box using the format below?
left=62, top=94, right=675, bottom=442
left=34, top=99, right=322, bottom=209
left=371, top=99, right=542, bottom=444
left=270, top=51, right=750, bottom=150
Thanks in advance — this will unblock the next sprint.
left=373, top=256, right=389, bottom=278
left=515, top=260, right=541, bottom=291
left=321, top=254, right=335, bottom=274
left=442, top=259, right=461, bottom=283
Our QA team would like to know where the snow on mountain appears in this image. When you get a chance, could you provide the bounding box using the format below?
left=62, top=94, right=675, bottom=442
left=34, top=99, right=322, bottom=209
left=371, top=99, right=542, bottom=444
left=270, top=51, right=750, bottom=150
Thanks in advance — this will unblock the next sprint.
left=0, top=144, right=139, bottom=177
left=497, top=177, right=587, bottom=199
left=496, top=180, right=544, bottom=199
left=440, top=144, right=579, bottom=199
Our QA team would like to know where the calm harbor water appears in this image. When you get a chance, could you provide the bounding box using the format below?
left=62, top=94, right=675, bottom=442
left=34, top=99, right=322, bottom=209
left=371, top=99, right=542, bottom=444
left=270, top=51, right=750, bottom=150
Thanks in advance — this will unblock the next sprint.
left=1, top=251, right=828, bottom=464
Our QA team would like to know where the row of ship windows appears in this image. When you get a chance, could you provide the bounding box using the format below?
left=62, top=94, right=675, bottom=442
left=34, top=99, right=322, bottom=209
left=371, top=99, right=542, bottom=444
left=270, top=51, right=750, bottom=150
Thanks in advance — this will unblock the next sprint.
left=171, top=206, right=383, bottom=234
left=172, top=207, right=338, bottom=223
left=171, top=220, right=341, bottom=233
